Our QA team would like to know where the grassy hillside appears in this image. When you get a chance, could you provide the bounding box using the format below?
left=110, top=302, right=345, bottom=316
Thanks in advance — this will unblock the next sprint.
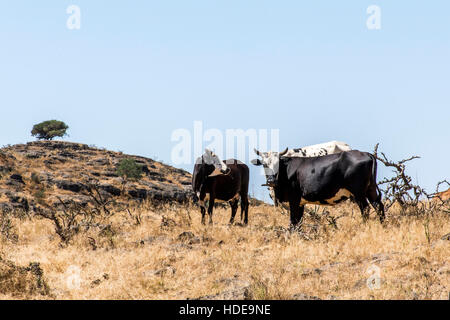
left=0, top=141, right=193, bottom=214
left=0, top=141, right=448, bottom=300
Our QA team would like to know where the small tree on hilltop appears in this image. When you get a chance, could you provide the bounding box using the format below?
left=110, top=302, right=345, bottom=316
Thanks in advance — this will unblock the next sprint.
left=31, top=120, right=69, bottom=140
left=116, top=158, right=143, bottom=191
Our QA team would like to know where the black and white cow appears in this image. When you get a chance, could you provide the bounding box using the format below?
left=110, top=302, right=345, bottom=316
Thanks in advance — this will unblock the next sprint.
left=251, top=149, right=385, bottom=227
left=266, top=141, right=352, bottom=206
left=192, top=149, right=250, bottom=225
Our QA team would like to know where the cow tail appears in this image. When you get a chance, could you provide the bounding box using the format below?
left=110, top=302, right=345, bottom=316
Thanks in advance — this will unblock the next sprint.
left=370, top=154, right=382, bottom=202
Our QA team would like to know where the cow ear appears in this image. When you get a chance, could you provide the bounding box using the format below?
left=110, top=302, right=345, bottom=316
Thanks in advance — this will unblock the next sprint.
left=286, top=162, right=298, bottom=180
left=251, top=159, right=262, bottom=166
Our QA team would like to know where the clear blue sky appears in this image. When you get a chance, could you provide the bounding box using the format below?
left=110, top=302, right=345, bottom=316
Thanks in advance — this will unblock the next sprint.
left=1, top=1, right=449, bottom=201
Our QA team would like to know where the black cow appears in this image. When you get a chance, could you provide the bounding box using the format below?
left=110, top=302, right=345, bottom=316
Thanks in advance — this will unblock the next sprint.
left=251, top=149, right=385, bottom=227
left=193, top=151, right=250, bottom=225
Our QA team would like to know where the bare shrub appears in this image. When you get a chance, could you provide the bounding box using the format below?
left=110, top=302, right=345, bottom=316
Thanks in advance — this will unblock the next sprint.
left=34, top=182, right=116, bottom=244
left=126, top=208, right=142, bottom=226
left=373, top=143, right=449, bottom=215
left=0, top=257, right=50, bottom=297
left=0, top=211, right=18, bottom=243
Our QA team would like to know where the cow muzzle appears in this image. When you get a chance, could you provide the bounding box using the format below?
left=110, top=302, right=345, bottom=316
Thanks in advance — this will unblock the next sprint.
left=262, top=176, right=277, bottom=187
left=262, top=183, right=276, bottom=187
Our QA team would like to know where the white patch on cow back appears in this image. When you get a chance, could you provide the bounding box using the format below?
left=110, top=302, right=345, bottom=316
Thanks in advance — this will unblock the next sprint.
left=287, top=141, right=352, bottom=158
left=300, top=189, right=353, bottom=206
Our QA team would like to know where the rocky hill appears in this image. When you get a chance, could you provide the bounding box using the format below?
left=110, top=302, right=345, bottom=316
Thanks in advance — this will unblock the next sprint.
left=0, top=141, right=193, bottom=213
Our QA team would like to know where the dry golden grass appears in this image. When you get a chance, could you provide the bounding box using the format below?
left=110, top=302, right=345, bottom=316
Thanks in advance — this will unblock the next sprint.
left=0, top=202, right=449, bottom=300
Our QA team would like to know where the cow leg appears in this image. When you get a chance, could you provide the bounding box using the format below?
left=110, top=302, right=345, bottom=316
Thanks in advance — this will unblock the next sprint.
left=229, top=199, right=239, bottom=225
left=368, top=197, right=385, bottom=223
left=240, top=194, right=249, bottom=225
left=375, top=201, right=385, bottom=223
left=356, top=197, right=370, bottom=222
left=367, top=184, right=385, bottom=223
left=297, top=206, right=305, bottom=229
left=201, top=207, right=206, bottom=225
left=240, top=204, right=243, bottom=222
left=367, top=155, right=385, bottom=223
left=288, top=197, right=302, bottom=228
left=208, top=198, right=215, bottom=225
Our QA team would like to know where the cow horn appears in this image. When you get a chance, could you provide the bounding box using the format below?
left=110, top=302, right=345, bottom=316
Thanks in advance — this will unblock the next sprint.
left=279, top=147, right=288, bottom=156
left=254, top=148, right=261, bottom=156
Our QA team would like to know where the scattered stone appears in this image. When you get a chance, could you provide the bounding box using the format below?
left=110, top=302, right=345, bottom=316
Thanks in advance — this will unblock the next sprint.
left=90, top=279, right=101, bottom=288
left=25, top=151, right=45, bottom=159
left=353, top=278, right=366, bottom=290
left=55, top=180, right=85, bottom=193
left=103, top=170, right=118, bottom=177
left=128, top=188, right=148, bottom=199
left=170, top=243, right=193, bottom=251
left=99, top=183, right=121, bottom=196
left=153, top=266, right=176, bottom=277
left=194, top=279, right=251, bottom=300
left=178, top=232, right=200, bottom=245
left=9, top=174, right=25, bottom=184
left=292, top=293, right=321, bottom=300
left=440, top=233, right=450, bottom=241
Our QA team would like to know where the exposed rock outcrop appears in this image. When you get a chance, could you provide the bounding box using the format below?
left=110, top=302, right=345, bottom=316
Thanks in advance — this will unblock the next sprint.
left=0, top=141, right=194, bottom=212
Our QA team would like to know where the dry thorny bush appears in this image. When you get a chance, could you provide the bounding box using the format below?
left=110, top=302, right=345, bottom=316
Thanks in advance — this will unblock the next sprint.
left=0, top=210, right=19, bottom=243
left=34, top=182, right=119, bottom=244
left=0, top=257, right=51, bottom=298
left=373, top=143, right=449, bottom=216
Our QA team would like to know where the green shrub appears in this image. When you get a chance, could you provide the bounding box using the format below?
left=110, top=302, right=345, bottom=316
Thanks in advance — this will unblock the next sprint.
left=33, top=188, right=46, bottom=205
left=116, top=158, right=143, bottom=186
left=31, top=120, right=69, bottom=140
